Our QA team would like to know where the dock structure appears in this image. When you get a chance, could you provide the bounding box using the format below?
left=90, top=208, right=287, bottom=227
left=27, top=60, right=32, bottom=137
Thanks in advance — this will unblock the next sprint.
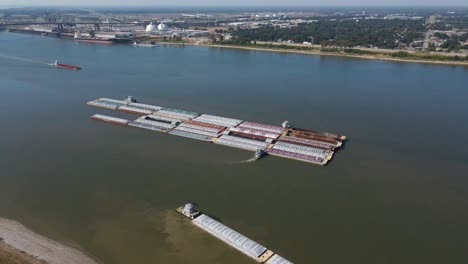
left=87, top=97, right=346, bottom=165
left=176, top=203, right=292, bottom=263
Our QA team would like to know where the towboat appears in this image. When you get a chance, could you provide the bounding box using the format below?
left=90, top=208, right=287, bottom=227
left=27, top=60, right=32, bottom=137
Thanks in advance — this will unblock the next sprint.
left=254, top=149, right=265, bottom=160
left=176, top=203, right=200, bottom=219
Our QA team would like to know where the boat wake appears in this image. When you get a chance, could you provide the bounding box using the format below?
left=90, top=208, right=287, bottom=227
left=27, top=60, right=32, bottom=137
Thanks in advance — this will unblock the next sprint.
left=0, top=53, right=47, bottom=65
left=241, top=157, right=258, bottom=163
left=239, top=149, right=265, bottom=163
left=223, top=157, right=256, bottom=165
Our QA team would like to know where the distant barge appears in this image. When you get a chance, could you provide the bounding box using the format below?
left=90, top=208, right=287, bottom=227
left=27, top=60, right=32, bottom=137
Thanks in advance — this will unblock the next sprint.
left=87, top=97, right=346, bottom=165
left=176, top=203, right=292, bottom=263
left=49, top=60, right=81, bottom=70
left=75, top=38, right=114, bottom=44
left=74, top=32, right=133, bottom=44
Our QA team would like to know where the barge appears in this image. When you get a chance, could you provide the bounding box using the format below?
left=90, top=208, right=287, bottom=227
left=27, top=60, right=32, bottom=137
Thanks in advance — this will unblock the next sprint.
left=87, top=97, right=346, bottom=166
left=49, top=60, right=81, bottom=70
left=75, top=38, right=114, bottom=44
left=128, top=117, right=175, bottom=132
left=87, top=98, right=127, bottom=110
left=123, top=102, right=163, bottom=114
left=91, top=114, right=129, bottom=125
left=176, top=203, right=292, bottom=263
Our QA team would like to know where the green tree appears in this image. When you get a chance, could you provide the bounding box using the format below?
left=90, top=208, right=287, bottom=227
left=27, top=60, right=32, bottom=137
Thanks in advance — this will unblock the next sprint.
left=391, top=51, right=409, bottom=57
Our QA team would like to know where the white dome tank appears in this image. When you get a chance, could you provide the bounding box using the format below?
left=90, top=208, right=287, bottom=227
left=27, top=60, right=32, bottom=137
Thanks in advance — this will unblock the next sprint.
left=157, top=23, right=170, bottom=31
left=145, top=22, right=156, bottom=32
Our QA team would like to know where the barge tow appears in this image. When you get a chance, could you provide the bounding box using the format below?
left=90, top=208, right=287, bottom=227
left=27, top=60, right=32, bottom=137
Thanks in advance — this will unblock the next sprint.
left=176, top=203, right=292, bottom=263
left=88, top=97, right=347, bottom=166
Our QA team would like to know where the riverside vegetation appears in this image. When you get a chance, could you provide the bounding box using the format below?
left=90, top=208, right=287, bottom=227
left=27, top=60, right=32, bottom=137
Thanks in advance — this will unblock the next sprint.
left=216, top=41, right=468, bottom=63
left=214, top=15, right=468, bottom=64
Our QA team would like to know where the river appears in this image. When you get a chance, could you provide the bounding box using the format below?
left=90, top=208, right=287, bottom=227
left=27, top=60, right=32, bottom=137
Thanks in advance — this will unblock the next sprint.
left=0, top=32, right=467, bottom=264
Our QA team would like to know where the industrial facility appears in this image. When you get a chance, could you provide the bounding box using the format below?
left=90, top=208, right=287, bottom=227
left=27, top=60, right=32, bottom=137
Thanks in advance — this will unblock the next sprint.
left=88, top=97, right=346, bottom=165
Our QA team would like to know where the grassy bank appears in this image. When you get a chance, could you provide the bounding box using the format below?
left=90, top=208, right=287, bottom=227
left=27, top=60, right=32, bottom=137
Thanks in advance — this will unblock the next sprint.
left=321, top=48, right=468, bottom=62
left=212, top=42, right=468, bottom=66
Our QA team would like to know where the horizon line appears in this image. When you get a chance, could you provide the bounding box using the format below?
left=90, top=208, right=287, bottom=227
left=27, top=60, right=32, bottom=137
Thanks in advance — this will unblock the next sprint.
left=2, top=4, right=468, bottom=8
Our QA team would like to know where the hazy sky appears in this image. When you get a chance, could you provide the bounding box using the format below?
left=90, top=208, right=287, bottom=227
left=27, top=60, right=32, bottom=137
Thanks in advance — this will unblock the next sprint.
left=1, top=0, right=467, bottom=7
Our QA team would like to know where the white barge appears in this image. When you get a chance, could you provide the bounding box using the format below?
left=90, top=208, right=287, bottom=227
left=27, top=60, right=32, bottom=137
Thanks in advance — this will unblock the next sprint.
left=176, top=203, right=292, bottom=263
left=91, top=114, right=129, bottom=125
left=87, top=98, right=127, bottom=110
left=128, top=117, right=175, bottom=132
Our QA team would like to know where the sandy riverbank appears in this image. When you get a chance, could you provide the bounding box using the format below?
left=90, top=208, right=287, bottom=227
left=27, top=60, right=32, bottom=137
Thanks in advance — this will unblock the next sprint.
left=0, top=240, right=47, bottom=264
left=0, top=218, right=99, bottom=264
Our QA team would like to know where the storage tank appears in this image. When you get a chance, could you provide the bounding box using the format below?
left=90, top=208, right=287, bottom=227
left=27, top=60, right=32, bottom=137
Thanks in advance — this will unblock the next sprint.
left=157, top=23, right=170, bottom=31
left=145, top=22, right=156, bottom=32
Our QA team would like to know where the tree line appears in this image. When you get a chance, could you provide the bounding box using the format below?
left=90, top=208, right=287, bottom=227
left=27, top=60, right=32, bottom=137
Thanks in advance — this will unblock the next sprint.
left=228, top=19, right=426, bottom=49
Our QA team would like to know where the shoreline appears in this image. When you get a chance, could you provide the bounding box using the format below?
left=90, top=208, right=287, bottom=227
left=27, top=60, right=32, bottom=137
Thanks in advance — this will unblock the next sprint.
left=203, top=44, right=468, bottom=66
left=2, top=31, right=466, bottom=66
left=0, top=240, right=47, bottom=264
left=0, top=218, right=99, bottom=264
left=165, top=42, right=468, bottom=66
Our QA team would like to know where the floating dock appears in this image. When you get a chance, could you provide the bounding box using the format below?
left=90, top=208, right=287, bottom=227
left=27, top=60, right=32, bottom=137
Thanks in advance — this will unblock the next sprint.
left=87, top=97, right=346, bottom=165
left=176, top=203, right=292, bottom=263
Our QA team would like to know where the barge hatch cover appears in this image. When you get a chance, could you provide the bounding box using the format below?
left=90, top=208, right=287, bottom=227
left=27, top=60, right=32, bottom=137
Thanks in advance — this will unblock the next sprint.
left=266, top=254, right=293, bottom=264
left=193, top=214, right=267, bottom=260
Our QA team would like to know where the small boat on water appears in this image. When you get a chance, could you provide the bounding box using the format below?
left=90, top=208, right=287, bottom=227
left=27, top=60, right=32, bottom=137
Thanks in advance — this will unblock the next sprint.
left=49, top=60, right=81, bottom=70
left=133, top=41, right=158, bottom=48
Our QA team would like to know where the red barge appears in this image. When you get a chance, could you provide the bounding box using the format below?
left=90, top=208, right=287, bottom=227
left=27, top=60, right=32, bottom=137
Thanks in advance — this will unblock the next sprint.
left=50, top=60, right=81, bottom=70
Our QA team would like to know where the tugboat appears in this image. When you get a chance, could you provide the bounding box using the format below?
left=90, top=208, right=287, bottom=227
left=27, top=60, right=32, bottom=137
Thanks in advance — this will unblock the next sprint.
left=253, top=149, right=265, bottom=160
left=125, top=96, right=136, bottom=104
left=176, top=203, right=200, bottom=219
left=49, top=60, right=81, bottom=70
